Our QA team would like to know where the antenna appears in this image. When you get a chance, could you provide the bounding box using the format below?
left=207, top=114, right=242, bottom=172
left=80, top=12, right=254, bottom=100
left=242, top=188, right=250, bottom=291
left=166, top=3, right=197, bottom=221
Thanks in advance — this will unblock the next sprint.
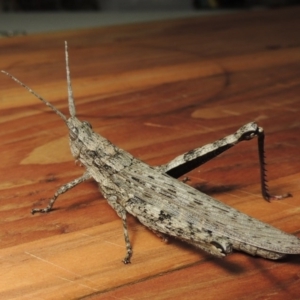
left=1, top=70, right=68, bottom=122
left=65, top=41, right=76, bottom=118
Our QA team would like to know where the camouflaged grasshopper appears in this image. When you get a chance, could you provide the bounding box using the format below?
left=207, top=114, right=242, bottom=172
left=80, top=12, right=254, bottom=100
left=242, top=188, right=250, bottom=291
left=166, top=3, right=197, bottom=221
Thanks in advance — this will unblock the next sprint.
left=2, top=42, right=300, bottom=263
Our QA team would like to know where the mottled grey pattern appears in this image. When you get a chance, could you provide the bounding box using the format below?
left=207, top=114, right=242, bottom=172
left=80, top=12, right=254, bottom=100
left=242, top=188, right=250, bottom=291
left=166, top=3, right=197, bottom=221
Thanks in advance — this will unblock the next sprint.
left=2, top=42, right=299, bottom=263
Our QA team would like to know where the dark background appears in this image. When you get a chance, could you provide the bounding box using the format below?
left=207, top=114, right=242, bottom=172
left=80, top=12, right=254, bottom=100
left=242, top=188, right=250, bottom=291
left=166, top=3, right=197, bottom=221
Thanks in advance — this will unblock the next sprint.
left=1, top=0, right=300, bottom=11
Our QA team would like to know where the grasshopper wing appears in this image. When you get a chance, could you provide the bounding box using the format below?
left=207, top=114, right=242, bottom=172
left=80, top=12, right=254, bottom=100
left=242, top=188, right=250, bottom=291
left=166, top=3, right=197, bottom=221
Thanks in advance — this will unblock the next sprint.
left=113, top=163, right=300, bottom=259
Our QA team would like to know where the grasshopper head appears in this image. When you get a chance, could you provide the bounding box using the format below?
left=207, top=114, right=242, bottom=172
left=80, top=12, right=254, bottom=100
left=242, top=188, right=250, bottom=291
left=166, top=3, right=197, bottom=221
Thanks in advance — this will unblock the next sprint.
left=66, top=117, right=96, bottom=160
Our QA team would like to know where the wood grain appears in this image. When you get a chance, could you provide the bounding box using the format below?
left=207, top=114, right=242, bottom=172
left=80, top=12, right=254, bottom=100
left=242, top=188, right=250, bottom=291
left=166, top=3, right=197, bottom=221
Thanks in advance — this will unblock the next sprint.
left=0, top=7, right=300, bottom=300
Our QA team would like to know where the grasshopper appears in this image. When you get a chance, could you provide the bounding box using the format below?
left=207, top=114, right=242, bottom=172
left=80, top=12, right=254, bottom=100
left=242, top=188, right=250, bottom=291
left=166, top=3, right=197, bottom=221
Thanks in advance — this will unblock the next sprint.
left=2, top=42, right=300, bottom=263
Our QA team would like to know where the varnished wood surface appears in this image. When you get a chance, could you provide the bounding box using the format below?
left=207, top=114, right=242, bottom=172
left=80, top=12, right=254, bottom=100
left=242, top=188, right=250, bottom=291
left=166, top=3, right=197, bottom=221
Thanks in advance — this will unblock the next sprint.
left=0, top=7, right=300, bottom=300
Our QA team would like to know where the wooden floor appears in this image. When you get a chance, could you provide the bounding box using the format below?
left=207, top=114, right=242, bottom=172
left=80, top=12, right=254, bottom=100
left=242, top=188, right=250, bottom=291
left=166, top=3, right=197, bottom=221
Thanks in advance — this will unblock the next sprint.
left=0, top=7, right=300, bottom=300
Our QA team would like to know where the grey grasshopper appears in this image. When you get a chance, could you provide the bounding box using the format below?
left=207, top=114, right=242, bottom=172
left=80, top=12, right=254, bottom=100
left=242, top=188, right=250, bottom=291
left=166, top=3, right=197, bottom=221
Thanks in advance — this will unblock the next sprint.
left=2, top=42, right=300, bottom=263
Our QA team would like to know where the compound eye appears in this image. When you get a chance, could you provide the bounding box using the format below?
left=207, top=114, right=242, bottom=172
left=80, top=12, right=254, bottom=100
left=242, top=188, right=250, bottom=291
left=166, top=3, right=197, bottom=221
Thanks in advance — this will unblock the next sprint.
left=83, top=121, right=92, bottom=129
left=69, top=127, right=79, bottom=140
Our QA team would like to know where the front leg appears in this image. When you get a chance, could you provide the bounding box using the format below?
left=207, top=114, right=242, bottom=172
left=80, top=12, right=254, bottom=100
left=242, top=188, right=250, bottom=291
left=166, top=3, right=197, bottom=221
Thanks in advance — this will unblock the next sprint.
left=158, top=122, right=291, bottom=201
left=32, top=172, right=91, bottom=214
left=106, top=195, right=133, bottom=264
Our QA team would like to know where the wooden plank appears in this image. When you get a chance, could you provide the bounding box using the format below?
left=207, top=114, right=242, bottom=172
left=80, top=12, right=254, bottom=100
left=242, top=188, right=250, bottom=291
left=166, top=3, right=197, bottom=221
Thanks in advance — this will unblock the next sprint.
left=0, top=7, right=300, bottom=299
